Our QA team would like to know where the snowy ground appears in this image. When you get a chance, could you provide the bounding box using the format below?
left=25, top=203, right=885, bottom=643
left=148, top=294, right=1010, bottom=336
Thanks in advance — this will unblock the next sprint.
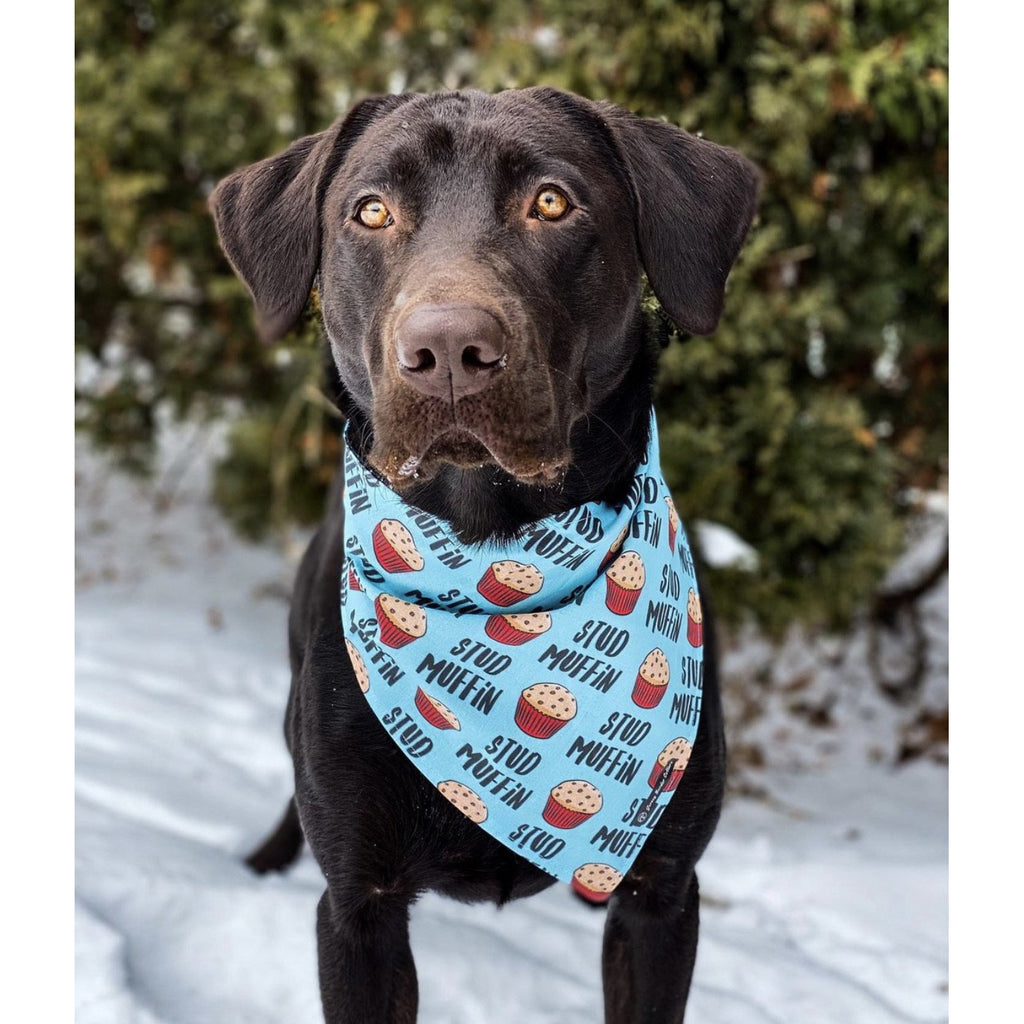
left=75, top=429, right=948, bottom=1023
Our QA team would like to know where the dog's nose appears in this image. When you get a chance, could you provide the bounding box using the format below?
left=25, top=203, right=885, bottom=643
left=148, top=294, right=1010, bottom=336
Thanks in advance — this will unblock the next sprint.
left=395, top=304, right=507, bottom=400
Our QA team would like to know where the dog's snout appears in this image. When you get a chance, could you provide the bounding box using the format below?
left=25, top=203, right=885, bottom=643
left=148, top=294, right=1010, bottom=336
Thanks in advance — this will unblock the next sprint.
left=395, top=304, right=507, bottom=400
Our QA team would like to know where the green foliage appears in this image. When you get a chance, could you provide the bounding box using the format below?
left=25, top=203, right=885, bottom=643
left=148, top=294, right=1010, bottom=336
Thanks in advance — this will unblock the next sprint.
left=75, top=0, right=947, bottom=629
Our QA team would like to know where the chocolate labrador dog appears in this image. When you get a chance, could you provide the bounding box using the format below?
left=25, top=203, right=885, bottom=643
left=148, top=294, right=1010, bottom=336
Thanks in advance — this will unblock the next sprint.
left=211, top=86, right=759, bottom=1023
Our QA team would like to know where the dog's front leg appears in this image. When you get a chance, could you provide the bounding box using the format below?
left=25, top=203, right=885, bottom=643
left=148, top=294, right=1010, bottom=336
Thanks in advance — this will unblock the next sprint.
left=601, top=870, right=701, bottom=1024
left=316, top=886, right=418, bottom=1024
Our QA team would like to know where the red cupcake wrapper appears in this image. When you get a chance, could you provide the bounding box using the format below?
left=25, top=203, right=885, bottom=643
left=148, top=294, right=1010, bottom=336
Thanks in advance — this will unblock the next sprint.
left=667, top=521, right=677, bottom=553
left=571, top=877, right=613, bottom=904
left=375, top=597, right=417, bottom=649
left=605, top=578, right=642, bottom=616
left=347, top=567, right=362, bottom=592
left=687, top=617, right=704, bottom=648
left=648, top=761, right=685, bottom=791
left=477, top=568, right=531, bottom=607
left=542, top=797, right=596, bottom=830
left=414, top=687, right=457, bottom=730
left=372, top=526, right=416, bottom=573
left=485, top=615, right=541, bottom=646
left=631, top=673, right=668, bottom=709
left=514, top=697, right=569, bottom=739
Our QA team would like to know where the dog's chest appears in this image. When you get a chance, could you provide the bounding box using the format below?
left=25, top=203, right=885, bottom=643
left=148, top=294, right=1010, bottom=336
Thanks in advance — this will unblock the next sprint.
left=337, top=415, right=705, bottom=901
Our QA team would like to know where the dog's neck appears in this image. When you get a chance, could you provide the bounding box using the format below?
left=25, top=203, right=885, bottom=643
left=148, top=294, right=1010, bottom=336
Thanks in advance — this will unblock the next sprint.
left=342, top=321, right=660, bottom=546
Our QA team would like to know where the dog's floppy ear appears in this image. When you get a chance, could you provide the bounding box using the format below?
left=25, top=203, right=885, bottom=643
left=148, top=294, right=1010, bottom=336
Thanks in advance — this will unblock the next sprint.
left=209, top=95, right=410, bottom=341
left=597, top=104, right=762, bottom=336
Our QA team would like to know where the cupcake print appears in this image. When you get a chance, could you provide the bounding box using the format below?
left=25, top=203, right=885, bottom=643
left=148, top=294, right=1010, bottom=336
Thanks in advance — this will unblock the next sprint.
left=687, top=588, right=703, bottom=647
left=437, top=780, right=488, bottom=823
left=514, top=683, right=577, bottom=739
left=604, top=551, right=645, bottom=615
left=632, top=648, right=670, bottom=708
left=344, top=638, right=370, bottom=693
left=543, top=780, right=604, bottom=829
left=664, top=495, right=680, bottom=553
left=484, top=611, right=552, bottom=646
left=571, top=862, right=623, bottom=904
left=374, top=594, right=427, bottom=649
left=346, top=563, right=362, bottom=593
left=647, top=738, right=693, bottom=792
left=372, top=519, right=424, bottom=573
left=477, top=560, right=544, bottom=607
left=414, top=687, right=461, bottom=730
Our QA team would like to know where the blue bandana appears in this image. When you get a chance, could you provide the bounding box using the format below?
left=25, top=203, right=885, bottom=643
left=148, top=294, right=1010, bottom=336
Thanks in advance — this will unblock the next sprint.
left=340, top=411, right=704, bottom=902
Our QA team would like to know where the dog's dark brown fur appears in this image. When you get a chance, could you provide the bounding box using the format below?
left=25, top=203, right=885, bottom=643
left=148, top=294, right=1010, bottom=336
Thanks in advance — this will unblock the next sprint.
left=211, top=87, right=759, bottom=1023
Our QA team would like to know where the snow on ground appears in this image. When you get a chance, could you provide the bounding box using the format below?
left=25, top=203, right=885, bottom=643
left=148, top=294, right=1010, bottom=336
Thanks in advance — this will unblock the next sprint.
left=76, top=428, right=948, bottom=1023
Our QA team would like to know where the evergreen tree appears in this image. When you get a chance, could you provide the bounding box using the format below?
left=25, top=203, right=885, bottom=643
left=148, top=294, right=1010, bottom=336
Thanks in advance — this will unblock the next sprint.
left=75, top=0, right=947, bottom=629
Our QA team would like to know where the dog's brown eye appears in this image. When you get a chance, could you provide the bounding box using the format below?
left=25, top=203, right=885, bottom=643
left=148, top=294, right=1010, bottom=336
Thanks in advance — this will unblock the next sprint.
left=356, top=199, right=392, bottom=229
left=532, top=187, right=570, bottom=221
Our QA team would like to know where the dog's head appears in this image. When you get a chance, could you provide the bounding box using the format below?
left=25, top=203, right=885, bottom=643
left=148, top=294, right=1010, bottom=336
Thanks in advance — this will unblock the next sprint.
left=211, top=87, right=759, bottom=491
